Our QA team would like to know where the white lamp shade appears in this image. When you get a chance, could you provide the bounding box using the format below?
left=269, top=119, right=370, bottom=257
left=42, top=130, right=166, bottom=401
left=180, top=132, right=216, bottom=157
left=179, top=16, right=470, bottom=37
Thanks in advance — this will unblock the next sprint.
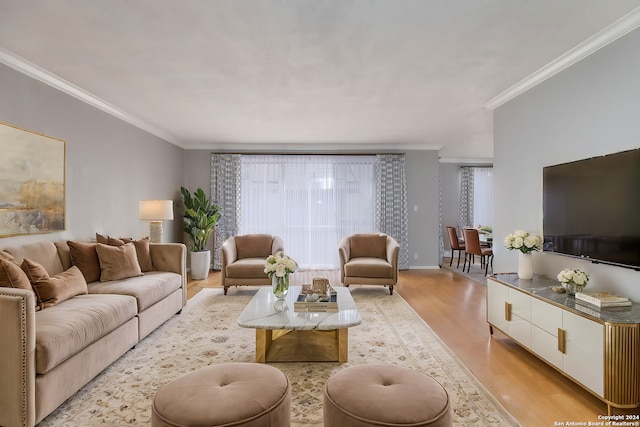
left=139, top=200, right=174, bottom=221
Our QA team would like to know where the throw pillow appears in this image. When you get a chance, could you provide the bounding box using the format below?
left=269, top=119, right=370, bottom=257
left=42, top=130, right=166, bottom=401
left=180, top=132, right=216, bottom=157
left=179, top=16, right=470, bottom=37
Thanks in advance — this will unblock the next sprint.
left=31, top=265, right=88, bottom=309
left=0, top=258, right=34, bottom=291
left=67, top=241, right=101, bottom=283
left=95, top=233, right=109, bottom=244
left=130, top=238, right=153, bottom=272
left=0, top=258, right=39, bottom=310
left=96, top=243, right=143, bottom=281
left=21, top=258, right=50, bottom=283
left=0, top=250, right=17, bottom=263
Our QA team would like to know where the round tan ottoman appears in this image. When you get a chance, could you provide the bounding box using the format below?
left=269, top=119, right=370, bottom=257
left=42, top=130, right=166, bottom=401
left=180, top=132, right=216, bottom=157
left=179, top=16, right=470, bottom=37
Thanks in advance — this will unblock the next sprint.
left=152, top=363, right=291, bottom=427
left=324, top=364, right=452, bottom=427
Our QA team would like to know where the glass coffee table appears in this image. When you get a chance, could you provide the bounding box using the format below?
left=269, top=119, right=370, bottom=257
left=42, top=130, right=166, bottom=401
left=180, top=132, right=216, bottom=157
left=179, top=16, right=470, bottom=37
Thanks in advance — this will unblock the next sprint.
left=237, top=286, right=361, bottom=363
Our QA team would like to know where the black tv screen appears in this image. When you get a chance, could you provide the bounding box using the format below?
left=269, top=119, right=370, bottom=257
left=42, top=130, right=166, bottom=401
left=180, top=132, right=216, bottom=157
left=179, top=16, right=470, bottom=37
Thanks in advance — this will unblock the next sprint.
left=543, top=148, right=640, bottom=270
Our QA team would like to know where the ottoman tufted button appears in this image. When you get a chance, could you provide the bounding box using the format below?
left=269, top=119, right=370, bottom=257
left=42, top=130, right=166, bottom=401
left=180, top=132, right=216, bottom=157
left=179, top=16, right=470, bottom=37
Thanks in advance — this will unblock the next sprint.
left=152, top=363, right=291, bottom=427
left=324, top=364, right=452, bottom=427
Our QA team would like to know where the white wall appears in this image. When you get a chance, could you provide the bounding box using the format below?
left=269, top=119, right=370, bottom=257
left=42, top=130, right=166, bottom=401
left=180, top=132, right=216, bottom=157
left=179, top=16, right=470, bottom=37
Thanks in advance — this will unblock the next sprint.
left=494, top=28, right=640, bottom=299
left=0, top=63, right=185, bottom=249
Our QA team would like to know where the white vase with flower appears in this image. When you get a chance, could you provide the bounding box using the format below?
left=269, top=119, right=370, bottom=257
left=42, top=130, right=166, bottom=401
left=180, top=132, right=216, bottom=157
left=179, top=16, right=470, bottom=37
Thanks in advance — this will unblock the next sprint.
left=504, top=230, right=542, bottom=280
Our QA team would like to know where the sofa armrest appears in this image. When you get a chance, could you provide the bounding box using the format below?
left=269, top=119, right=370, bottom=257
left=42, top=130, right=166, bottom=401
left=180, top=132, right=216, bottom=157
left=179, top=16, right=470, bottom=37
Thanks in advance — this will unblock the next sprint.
left=0, top=288, right=36, bottom=427
left=149, top=243, right=187, bottom=306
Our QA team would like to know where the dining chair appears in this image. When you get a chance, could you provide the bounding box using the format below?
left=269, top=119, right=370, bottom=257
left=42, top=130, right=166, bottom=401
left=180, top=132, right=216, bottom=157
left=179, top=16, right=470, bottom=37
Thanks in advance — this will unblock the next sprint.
left=462, top=228, right=493, bottom=275
left=445, top=226, right=465, bottom=268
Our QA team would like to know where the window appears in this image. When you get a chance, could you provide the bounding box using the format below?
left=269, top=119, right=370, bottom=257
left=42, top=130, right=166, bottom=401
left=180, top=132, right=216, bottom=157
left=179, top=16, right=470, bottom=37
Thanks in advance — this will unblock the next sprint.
left=240, top=155, right=376, bottom=268
left=473, top=167, right=493, bottom=230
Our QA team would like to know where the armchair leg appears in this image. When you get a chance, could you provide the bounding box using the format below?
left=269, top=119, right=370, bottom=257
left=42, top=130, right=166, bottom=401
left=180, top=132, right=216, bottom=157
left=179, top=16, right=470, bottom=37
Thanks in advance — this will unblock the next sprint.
left=224, top=286, right=228, bottom=295
left=389, top=285, right=394, bottom=295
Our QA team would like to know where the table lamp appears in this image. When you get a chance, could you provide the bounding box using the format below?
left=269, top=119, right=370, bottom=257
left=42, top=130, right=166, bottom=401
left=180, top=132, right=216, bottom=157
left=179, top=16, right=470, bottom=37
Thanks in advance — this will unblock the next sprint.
left=139, top=200, right=174, bottom=243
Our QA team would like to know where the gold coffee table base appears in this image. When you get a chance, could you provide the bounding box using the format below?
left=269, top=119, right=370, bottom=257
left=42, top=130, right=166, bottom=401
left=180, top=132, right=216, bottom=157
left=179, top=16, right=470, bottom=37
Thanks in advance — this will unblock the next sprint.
left=256, top=328, right=348, bottom=363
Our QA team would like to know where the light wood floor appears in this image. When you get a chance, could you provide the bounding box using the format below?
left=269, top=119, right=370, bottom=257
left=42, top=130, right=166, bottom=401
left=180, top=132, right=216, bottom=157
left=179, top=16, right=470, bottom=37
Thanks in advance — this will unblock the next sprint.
left=187, top=268, right=638, bottom=426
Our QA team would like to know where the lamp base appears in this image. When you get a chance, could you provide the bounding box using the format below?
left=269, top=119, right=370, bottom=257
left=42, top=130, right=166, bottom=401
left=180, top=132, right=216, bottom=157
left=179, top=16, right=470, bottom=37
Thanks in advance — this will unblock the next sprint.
left=149, top=221, right=163, bottom=243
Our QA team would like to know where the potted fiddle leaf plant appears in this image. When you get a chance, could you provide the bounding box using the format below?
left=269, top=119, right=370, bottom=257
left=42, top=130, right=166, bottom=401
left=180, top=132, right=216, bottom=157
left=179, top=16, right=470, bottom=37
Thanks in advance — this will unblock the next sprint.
left=180, top=187, right=221, bottom=279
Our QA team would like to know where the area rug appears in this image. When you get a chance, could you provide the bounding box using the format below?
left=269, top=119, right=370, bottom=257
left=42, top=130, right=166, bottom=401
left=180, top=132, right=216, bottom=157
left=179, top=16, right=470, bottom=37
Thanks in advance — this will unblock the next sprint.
left=442, top=257, right=489, bottom=286
left=39, top=287, right=519, bottom=426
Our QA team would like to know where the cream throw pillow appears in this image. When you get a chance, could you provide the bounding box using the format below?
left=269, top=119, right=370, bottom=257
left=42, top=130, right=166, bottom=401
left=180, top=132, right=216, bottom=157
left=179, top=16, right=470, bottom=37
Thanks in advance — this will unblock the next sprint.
left=96, top=243, right=143, bottom=281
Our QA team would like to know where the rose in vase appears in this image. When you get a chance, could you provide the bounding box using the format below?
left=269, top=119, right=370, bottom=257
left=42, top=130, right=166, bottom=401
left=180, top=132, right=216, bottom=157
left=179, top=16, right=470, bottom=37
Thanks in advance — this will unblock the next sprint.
left=557, top=268, right=589, bottom=294
left=504, top=230, right=542, bottom=254
left=264, top=252, right=298, bottom=298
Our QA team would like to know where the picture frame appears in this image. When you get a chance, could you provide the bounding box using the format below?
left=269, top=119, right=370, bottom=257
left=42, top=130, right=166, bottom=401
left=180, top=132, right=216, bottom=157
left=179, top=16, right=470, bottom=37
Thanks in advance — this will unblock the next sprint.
left=0, top=122, right=66, bottom=237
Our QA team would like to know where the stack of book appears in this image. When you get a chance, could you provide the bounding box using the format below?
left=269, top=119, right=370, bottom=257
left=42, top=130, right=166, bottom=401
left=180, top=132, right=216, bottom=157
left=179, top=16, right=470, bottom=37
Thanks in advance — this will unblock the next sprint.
left=294, top=292, right=338, bottom=312
left=575, top=291, right=632, bottom=309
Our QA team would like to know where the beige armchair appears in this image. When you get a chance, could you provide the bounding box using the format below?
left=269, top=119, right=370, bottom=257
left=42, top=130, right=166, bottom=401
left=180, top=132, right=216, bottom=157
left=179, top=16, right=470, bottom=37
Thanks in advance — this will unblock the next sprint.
left=221, top=234, right=284, bottom=295
left=338, top=233, right=400, bottom=295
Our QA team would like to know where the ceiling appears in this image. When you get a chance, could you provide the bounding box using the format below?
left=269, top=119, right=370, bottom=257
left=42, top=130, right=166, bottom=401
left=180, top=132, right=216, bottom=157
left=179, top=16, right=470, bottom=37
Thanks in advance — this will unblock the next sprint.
left=1, top=1, right=640, bottom=161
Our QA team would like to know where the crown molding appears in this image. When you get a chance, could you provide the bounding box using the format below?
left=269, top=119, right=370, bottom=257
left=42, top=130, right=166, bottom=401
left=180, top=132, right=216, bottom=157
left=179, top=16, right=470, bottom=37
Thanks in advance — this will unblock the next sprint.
left=439, top=157, right=493, bottom=165
left=0, top=47, right=184, bottom=147
left=484, top=7, right=640, bottom=110
left=184, top=142, right=443, bottom=152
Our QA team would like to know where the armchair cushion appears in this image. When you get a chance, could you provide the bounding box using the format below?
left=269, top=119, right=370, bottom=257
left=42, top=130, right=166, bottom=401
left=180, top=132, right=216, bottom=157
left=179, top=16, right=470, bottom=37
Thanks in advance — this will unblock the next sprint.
left=235, top=234, right=274, bottom=259
left=349, top=234, right=387, bottom=259
left=225, top=258, right=268, bottom=278
left=344, top=258, right=393, bottom=278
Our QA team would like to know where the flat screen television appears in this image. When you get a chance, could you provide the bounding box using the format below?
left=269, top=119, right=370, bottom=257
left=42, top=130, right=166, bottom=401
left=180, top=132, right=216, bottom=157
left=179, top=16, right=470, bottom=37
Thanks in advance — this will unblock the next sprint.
left=543, top=148, right=640, bottom=270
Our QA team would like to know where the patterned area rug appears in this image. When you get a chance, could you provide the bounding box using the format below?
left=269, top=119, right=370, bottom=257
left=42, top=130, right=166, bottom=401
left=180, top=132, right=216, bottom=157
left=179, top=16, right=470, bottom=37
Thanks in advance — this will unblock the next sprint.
left=39, top=286, right=518, bottom=426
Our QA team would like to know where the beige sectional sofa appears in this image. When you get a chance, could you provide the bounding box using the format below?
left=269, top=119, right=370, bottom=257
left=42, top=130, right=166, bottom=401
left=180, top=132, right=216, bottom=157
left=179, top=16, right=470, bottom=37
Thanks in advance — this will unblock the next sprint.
left=0, top=240, right=187, bottom=427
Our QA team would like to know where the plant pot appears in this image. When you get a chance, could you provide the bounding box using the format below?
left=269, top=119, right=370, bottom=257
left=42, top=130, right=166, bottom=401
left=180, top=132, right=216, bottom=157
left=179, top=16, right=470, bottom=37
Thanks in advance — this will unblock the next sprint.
left=190, top=250, right=211, bottom=280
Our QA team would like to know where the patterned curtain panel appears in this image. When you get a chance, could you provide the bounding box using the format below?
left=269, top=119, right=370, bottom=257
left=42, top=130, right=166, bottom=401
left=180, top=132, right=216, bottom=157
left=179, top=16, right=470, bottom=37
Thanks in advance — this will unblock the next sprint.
left=375, top=154, right=409, bottom=270
left=459, top=166, right=474, bottom=230
left=211, top=153, right=241, bottom=270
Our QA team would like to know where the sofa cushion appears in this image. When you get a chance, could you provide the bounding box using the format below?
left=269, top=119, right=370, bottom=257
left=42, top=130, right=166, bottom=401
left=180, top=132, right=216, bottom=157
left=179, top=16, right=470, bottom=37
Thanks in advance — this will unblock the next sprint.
left=344, top=257, right=393, bottom=278
left=34, top=293, right=137, bottom=374
left=88, top=271, right=181, bottom=312
left=350, top=234, right=387, bottom=259
left=30, top=265, right=89, bottom=309
left=96, top=243, right=143, bottom=282
left=226, top=258, right=269, bottom=278
left=67, top=241, right=101, bottom=283
left=4, top=241, right=64, bottom=276
left=235, top=234, right=273, bottom=259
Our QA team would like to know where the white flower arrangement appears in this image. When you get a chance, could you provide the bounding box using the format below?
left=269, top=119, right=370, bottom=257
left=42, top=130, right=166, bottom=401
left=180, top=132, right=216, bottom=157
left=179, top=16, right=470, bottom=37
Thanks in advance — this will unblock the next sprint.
left=264, top=252, right=298, bottom=278
left=557, top=269, right=589, bottom=288
left=504, top=229, right=542, bottom=254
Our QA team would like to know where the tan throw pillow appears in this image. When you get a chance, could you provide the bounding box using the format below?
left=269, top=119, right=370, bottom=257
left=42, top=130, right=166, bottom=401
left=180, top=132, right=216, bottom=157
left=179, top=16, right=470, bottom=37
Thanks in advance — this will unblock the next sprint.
left=96, top=243, right=143, bottom=281
left=21, top=258, right=50, bottom=283
left=0, top=250, right=17, bottom=263
left=67, top=241, right=101, bottom=283
left=31, top=265, right=88, bottom=309
left=95, top=233, right=109, bottom=244
left=0, top=258, right=33, bottom=291
left=131, top=238, right=153, bottom=272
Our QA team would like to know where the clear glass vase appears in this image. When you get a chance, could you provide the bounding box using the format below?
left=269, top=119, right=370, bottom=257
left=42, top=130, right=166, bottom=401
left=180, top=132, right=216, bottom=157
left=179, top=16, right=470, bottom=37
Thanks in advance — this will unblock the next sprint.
left=564, top=282, right=584, bottom=295
left=272, top=274, right=290, bottom=299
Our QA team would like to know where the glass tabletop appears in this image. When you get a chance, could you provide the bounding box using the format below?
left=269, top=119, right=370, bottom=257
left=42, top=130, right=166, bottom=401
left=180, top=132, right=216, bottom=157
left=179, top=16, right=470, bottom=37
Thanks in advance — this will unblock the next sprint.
left=237, top=286, right=362, bottom=331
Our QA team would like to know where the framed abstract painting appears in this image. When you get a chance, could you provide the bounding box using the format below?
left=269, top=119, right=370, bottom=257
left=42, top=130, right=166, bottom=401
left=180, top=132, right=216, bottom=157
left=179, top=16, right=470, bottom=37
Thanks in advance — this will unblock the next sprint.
left=0, top=122, right=65, bottom=237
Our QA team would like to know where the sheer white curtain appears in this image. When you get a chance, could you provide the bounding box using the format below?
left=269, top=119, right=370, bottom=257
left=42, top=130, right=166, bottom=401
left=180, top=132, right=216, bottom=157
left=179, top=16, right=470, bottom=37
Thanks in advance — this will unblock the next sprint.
left=240, top=155, right=376, bottom=269
left=473, top=167, right=493, bottom=229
